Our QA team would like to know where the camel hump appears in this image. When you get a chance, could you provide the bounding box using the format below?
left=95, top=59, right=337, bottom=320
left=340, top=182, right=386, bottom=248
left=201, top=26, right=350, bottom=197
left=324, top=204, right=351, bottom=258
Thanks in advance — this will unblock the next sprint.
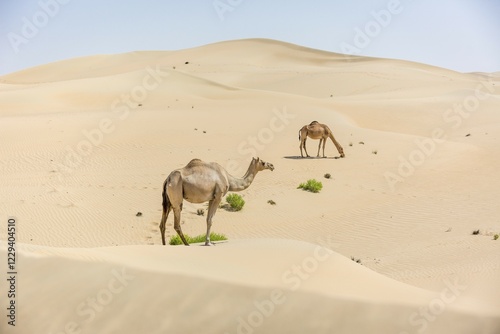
left=309, top=120, right=319, bottom=125
left=186, top=158, right=203, bottom=167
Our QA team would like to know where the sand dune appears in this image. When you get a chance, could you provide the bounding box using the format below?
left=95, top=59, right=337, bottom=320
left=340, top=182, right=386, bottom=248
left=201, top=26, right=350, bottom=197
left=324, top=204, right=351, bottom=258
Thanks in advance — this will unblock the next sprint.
left=1, top=240, right=498, bottom=334
left=1, top=39, right=499, bottom=333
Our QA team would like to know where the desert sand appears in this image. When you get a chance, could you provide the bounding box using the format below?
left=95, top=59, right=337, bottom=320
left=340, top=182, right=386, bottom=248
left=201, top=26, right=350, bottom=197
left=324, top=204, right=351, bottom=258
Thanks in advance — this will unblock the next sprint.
left=0, top=39, right=499, bottom=333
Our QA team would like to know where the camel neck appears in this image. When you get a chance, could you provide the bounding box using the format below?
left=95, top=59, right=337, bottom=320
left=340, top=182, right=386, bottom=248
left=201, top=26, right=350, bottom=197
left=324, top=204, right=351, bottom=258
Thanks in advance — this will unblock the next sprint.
left=228, top=162, right=257, bottom=192
left=329, top=133, right=343, bottom=152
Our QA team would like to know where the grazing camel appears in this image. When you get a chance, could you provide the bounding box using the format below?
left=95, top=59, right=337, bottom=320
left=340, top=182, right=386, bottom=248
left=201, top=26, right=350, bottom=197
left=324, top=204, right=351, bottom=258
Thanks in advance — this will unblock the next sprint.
left=160, top=157, right=274, bottom=246
left=299, top=121, right=345, bottom=158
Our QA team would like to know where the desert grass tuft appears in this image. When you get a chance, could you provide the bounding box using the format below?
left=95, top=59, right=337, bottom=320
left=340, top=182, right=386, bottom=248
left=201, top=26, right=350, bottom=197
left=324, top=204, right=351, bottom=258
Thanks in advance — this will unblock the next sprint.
left=169, top=232, right=227, bottom=245
left=298, top=179, right=323, bottom=193
left=225, top=193, right=245, bottom=211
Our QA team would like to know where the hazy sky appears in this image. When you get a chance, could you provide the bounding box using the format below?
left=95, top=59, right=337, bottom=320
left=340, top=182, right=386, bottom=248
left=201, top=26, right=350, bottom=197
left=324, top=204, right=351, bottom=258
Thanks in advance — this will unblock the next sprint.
left=1, top=0, right=499, bottom=75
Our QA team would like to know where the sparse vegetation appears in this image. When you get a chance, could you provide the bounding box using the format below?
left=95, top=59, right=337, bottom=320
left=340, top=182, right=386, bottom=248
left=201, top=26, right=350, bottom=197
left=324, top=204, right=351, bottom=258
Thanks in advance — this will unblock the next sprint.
left=324, top=173, right=331, bottom=179
left=298, top=179, right=323, bottom=193
left=372, top=150, right=378, bottom=155
left=494, top=234, right=499, bottom=241
left=267, top=200, right=276, bottom=205
left=135, top=212, right=142, bottom=217
left=351, top=256, right=362, bottom=264
left=226, top=193, right=245, bottom=211
left=197, top=208, right=205, bottom=216
left=472, top=229, right=480, bottom=235
left=349, top=142, right=353, bottom=147
left=169, top=232, right=227, bottom=245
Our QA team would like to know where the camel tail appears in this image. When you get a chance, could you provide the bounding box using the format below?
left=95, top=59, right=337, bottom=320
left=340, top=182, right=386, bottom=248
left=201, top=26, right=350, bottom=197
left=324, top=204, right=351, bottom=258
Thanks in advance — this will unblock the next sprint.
left=161, top=179, right=170, bottom=212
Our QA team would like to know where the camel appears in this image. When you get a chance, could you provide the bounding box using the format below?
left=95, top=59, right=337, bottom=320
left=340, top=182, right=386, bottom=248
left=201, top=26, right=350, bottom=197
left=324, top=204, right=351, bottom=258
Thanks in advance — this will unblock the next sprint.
left=160, top=157, right=274, bottom=246
left=299, top=121, right=345, bottom=158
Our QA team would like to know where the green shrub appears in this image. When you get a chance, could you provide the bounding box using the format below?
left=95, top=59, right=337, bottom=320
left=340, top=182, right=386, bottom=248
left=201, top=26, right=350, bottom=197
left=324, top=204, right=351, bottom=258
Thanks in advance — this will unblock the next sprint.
left=226, top=193, right=245, bottom=211
left=298, top=179, right=323, bottom=193
left=169, top=232, right=227, bottom=245
left=494, top=234, right=499, bottom=241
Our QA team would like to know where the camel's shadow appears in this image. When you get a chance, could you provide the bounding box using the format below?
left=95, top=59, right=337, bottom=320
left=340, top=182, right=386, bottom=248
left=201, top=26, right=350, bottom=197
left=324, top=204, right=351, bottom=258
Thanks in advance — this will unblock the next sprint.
left=283, top=156, right=341, bottom=160
left=197, top=240, right=229, bottom=246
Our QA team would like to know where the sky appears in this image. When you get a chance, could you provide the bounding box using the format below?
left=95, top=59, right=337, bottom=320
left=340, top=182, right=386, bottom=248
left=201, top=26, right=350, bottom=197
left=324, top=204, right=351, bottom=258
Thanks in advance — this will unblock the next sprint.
left=1, top=0, right=499, bottom=75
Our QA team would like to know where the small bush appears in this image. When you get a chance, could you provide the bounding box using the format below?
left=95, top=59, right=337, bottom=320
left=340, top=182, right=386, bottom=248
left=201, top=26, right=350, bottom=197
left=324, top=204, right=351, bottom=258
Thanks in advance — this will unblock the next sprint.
left=169, top=232, right=227, bottom=245
left=298, top=179, right=323, bottom=193
left=494, top=234, right=499, bottom=240
left=472, top=229, right=480, bottom=235
left=324, top=173, right=331, bottom=179
left=197, top=208, right=205, bottom=216
left=351, top=256, right=362, bottom=264
left=267, top=200, right=276, bottom=205
left=226, top=193, right=245, bottom=211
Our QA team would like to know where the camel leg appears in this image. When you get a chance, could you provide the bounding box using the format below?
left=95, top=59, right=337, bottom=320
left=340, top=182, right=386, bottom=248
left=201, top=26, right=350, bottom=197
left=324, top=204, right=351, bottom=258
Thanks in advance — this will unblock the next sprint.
left=322, top=137, right=327, bottom=158
left=316, top=139, right=323, bottom=157
left=300, top=139, right=306, bottom=158
left=159, top=204, right=171, bottom=245
left=173, top=207, right=189, bottom=246
left=160, top=179, right=173, bottom=246
left=205, top=192, right=223, bottom=246
left=302, top=138, right=310, bottom=157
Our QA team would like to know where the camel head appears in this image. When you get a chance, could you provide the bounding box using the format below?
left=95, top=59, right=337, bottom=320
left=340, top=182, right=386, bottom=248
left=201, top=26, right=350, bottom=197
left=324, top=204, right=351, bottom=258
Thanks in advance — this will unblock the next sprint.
left=253, top=157, right=274, bottom=172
